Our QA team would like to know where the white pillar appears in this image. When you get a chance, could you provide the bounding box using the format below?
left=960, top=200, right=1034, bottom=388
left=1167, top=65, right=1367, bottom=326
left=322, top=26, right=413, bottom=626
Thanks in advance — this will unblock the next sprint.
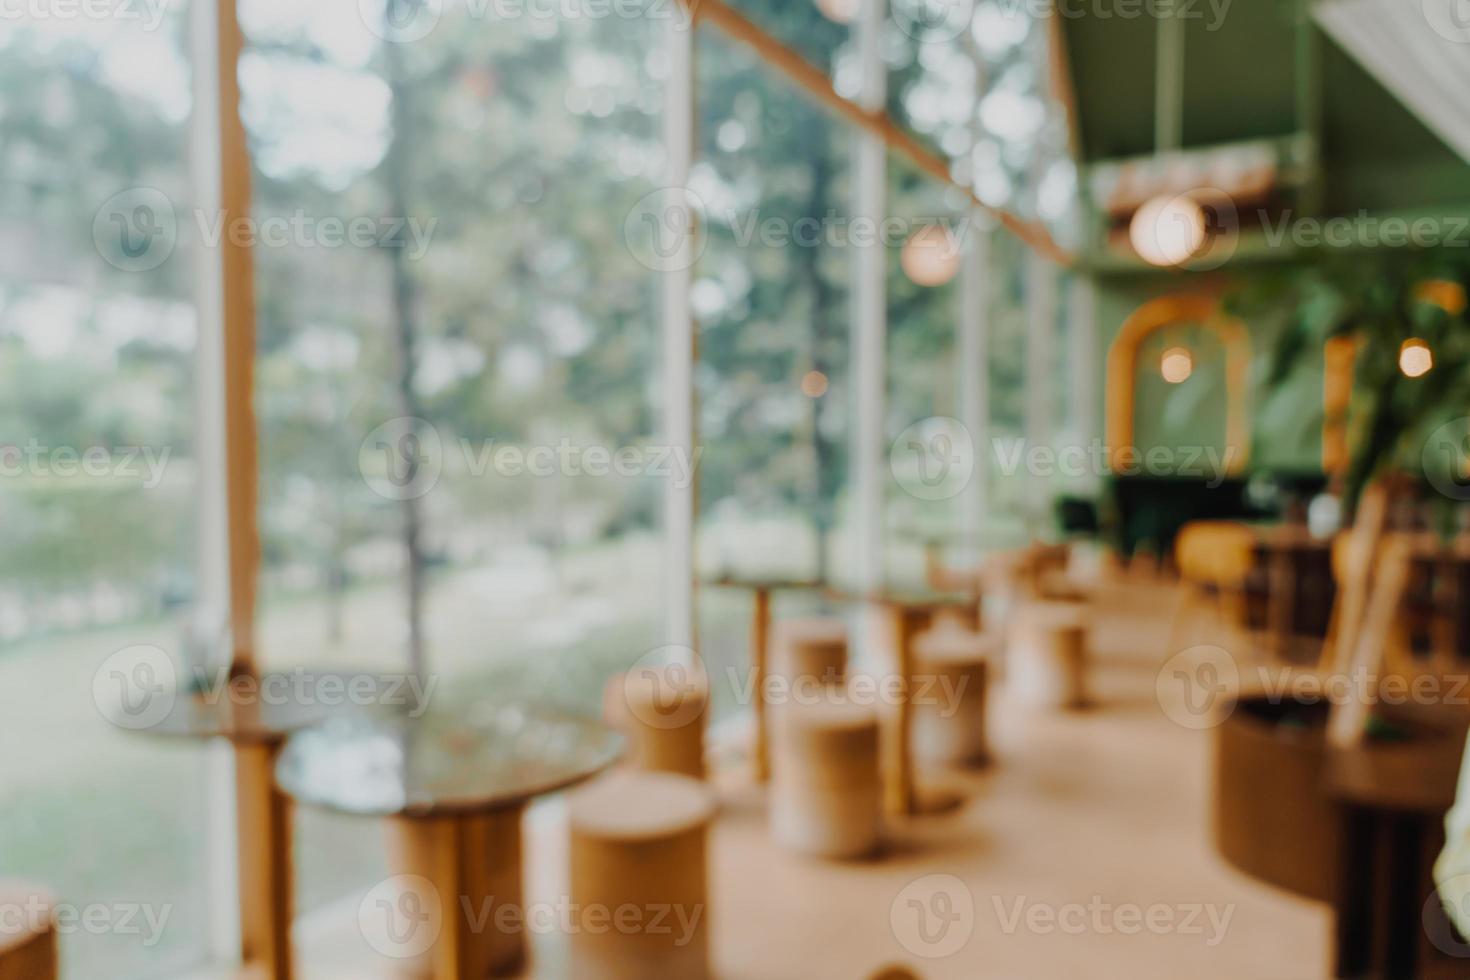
left=851, top=0, right=887, bottom=653
left=661, top=14, right=696, bottom=650
left=1066, top=273, right=1098, bottom=490
left=1024, top=250, right=1056, bottom=520
left=958, top=217, right=990, bottom=562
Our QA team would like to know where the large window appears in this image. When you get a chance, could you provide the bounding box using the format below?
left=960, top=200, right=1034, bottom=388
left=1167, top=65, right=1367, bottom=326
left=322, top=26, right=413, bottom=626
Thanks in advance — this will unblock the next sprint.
left=0, top=7, right=211, bottom=978
left=239, top=0, right=666, bottom=913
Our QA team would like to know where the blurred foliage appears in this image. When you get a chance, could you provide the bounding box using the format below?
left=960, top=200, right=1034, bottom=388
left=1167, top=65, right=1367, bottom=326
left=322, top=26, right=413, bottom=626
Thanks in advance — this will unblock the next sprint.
left=1226, top=251, right=1470, bottom=511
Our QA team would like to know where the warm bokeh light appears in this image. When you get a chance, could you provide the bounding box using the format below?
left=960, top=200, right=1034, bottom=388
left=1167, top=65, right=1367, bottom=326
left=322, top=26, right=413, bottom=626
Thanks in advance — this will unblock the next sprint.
left=1129, top=194, right=1207, bottom=267
left=1414, top=279, right=1467, bottom=315
left=815, top=0, right=859, bottom=23
left=1399, top=338, right=1433, bottom=378
left=1160, top=346, right=1194, bottom=384
left=801, top=370, right=829, bottom=397
left=900, top=224, right=961, bottom=287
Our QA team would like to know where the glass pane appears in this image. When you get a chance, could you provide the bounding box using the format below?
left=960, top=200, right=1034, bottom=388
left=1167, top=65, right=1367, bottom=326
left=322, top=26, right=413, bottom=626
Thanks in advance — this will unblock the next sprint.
left=0, top=7, right=210, bottom=978
left=240, top=0, right=663, bottom=912
left=693, top=31, right=852, bottom=719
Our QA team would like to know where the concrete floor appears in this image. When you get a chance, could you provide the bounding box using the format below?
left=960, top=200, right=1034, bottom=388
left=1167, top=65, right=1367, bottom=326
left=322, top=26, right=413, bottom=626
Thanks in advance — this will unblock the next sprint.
left=277, top=576, right=1332, bottom=979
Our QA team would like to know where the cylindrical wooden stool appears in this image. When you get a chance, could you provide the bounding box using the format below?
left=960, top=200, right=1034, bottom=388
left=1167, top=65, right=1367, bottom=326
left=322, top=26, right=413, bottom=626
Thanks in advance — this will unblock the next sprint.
left=620, top=663, right=708, bottom=779
left=568, top=772, right=716, bottom=979
left=771, top=700, right=882, bottom=859
left=772, top=617, right=848, bottom=688
left=929, top=602, right=982, bottom=636
left=912, top=629, right=994, bottom=767
left=1011, top=601, right=1090, bottom=708
left=0, top=884, right=56, bottom=980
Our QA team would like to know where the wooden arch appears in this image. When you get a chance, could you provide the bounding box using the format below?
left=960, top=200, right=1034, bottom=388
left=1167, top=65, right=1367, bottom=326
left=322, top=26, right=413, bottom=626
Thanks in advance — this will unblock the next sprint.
left=1105, top=294, right=1251, bottom=474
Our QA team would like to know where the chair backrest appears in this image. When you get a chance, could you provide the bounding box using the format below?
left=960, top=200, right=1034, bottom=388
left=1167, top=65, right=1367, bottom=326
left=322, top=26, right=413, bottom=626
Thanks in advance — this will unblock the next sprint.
left=1175, top=520, right=1256, bottom=589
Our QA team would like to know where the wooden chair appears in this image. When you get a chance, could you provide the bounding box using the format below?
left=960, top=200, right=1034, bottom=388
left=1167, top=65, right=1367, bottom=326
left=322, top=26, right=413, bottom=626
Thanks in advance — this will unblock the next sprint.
left=1167, top=520, right=1257, bottom=654
left=0, top=884, right=57, bottom=980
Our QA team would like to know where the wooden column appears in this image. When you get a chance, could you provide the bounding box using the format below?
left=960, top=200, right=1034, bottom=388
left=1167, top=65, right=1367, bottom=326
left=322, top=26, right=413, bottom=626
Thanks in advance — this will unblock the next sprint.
left=751, top=587, right=772, bottom=782
left=234, top=741, right=292, bottom=980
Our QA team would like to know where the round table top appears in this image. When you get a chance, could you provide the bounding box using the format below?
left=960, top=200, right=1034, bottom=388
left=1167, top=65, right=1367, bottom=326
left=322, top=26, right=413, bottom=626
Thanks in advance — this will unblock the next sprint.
left=827, top=586, right=975, bottom=610
left=1324, top=728, right=1464, bottom=814
left=700, top=573, right=826, bottom=592
left=275, top=702, right=623, bottom=818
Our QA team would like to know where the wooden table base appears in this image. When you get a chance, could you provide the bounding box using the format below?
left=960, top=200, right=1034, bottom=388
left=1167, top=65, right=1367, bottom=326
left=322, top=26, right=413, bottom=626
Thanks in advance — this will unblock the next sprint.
left=383, top=805, right=526, bottom=979
left=235, top=741, right=293, bottom=980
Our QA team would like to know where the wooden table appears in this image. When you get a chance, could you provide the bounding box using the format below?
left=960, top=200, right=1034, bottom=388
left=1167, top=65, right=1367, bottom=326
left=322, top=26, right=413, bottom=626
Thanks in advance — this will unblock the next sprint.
left=1325, top=728, right=1466, bottom=979
left=700, top=575, right=825, bottom=782
left=109, top=670, right=354, bottom=980
left=275, top=702, right=622, bottom=978
left=828, top=587, right=976, bottom=816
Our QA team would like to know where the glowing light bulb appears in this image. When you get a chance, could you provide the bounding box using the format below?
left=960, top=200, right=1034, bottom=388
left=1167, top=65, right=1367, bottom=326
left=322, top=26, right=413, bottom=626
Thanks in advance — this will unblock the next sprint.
left=900, top=224, right=961, bottom=287
left=801, top=370, right=829, bottom=397
left=1160, top=346, right=1193, bottom=384
left=815, top=0, right=859, bottom=23
left=1400, top=338, right=1433, bottom=378
left=1129, top=194, right=1208, bottom=267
